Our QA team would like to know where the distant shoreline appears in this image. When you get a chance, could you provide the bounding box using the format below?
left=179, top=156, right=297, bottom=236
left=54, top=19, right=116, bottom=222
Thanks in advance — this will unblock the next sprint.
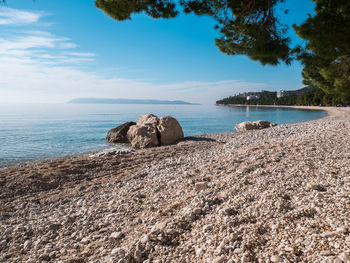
left=68, top=98, right=200, bottom=105
left=216, top=104, right=346, bottom=119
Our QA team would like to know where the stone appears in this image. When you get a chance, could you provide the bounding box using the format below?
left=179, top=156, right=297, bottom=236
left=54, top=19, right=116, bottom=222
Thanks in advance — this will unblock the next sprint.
left=81, top=237, right=89, bottom=244
left=134, top=249, right=143, bottom=263
left=235, top=120, right=276, bottom=132
left=241, top=254, right=250, bottom=262
left=110, top=232, right=123, bottom=240
left=321, top=231, right=337, bottom=238
left=140, top=235, right=149, bottom=244
left=284, top=246, right=293, bottom=252
left=335, top=227, right=346, bottom=234
left=196, top=248, right=204, bottom=257
left=136, top=114, right=159, bottom=127
left=106, top=122, right=136, bottom=143
left=111, top=247, right=124, bottom=256
left=23, top=240, right=31, bottom=250
left=195, top=182, right=208, bottom=191
left=338, top=252, right=350, bottom=262
left=157, top=116, right=184, bottom=145
left=213, top=256, right=225, bottom=263
left=270, top=255, right=281, bottom=262
left=310, top=184, right=327, bottom=192
left=127, top=124, right=159, bottom=149
left=233, top=248, right=243, bottom=254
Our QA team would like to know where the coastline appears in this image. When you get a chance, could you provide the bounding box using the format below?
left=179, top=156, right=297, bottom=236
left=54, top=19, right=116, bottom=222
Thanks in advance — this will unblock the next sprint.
left=1, top=107, right=350, bottom=262
left=217, top=104, right=350, bottom=119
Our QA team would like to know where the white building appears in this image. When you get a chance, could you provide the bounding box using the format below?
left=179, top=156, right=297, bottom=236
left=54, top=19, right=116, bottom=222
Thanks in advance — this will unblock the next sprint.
left=246, top=95, right=260, bottom=101
left=277, top=90, right=286, bottom=98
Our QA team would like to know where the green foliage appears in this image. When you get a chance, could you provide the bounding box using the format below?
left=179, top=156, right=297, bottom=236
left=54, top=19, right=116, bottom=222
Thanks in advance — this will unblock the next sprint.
left=94, top=0, right=178, bottom=20
left=95, top=0, right=291, bottom=65
left=294, top=0, right=350, bottom=97
left=216, top=87, right=349, bottom=106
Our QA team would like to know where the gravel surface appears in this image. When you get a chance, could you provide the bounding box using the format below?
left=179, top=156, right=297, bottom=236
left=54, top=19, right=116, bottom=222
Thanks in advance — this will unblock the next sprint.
left=1, top=106, right=350, bottom=263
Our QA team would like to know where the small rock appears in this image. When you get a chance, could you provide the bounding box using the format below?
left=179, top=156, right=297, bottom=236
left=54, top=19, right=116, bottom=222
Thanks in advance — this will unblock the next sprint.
left=270, top=255, right=281, bottom=262
left=81, top=237, right=89, bottom=244
left=140, top=235, right=149, bottom=244
left=284, top=246, right=293, bottom=252
left=241, top=254, right=250, bottom=262
left=321, top=231, right=337, bottom=238
left=196, top=248, right=204, bottom=257
left=213, top=256, right=225, bottom=263
left=336, top=227, right=346, bottom=234
left=310, top=184, right=327, bottom=192
left=110, top=232, right=123, bottom=240
left=195, top=182, right=208, bottom=191
left=134, top=249, right=143, bottom=263
left=23, top=240, right=31, bottom=250
left=111, top=247, right=124, bottom=256
left=320, top=250, right=332, bottom=256
left=338, top=252, right=350, bottom=262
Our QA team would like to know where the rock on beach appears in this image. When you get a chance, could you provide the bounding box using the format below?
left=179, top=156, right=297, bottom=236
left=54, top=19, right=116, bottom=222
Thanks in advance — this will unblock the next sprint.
left=235, top=120, right=277, bottom=132
left=127, top=123, right=160, bottom=149
left=106, top=121, right=136, bottom=143
left=124, top=113, right=184, bottom=149
left=157, top=116, right=184, bottom=145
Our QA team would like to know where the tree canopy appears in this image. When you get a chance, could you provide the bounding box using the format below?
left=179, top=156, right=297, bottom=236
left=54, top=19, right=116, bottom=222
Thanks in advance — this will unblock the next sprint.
left=294, top=0, right=350, bottom=98
left=95, top=0, right=291, bottom=65
left=93, top=1, right=350, bottom=98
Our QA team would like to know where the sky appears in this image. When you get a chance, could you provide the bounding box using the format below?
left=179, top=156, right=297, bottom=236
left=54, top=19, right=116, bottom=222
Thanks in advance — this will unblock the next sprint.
left=0, top=0, right=315, bottom=104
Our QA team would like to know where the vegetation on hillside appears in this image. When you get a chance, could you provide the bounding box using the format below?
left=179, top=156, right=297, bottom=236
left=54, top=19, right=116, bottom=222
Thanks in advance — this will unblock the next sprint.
left=216, top=87, right=349, bottom=106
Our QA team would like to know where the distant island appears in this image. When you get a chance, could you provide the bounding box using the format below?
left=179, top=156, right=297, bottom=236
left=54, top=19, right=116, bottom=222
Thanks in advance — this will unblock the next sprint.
left=68, top=98, right=200, bottom=105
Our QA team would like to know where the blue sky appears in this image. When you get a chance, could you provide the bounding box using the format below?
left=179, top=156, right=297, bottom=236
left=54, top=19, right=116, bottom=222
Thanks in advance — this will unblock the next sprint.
left=0, top=0, right=315, bottom=104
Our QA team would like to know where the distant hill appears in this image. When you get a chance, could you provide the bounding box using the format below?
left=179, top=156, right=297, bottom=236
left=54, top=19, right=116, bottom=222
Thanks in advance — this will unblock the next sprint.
left=216, top=86, right=346, bottom=106
left=68, top=98, right=199, bottom=105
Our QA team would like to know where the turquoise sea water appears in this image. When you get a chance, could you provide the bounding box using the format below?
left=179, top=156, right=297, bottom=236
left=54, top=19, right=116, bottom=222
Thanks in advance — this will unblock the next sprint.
left=0, top=103, right=326, bottom=167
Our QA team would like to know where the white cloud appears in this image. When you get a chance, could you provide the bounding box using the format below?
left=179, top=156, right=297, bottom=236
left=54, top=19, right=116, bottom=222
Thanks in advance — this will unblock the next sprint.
left=0, top=7, right=269, bottom=104
left=0, top=7, right=42, bottom=25
left=58, top=42, right=78, bottom=49
left=0, top=30, right=96, bottom=65
left=0, top=57, right=267, bottom=104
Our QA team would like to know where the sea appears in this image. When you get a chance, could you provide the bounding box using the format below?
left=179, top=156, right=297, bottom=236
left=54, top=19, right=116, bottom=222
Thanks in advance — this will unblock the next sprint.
left=0, top=103, right=327, bottom=168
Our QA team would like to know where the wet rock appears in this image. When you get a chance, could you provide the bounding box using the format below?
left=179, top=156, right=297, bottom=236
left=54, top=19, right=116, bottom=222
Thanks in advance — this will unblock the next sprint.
left=106, top=122, right=136, bottom=143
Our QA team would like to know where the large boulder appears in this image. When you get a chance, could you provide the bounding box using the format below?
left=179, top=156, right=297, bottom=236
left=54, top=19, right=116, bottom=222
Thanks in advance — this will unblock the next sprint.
left=157, top=116, right=184, bottom=145
left=106, top=121, right=136, bottom=143
left=127, top=124, right=160, bottom=149
left=136, top=113, right=159, bottom=127
left=235, top=120, right=277, bottom=132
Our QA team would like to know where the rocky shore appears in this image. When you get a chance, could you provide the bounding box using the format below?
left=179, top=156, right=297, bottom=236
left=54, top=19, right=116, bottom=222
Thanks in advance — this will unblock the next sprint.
left=1, top=107, right=350, bottom=262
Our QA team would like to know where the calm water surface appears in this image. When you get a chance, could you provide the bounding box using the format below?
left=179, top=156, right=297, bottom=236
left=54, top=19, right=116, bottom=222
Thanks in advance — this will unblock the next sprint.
left=0, top=103, right=326, bottom=167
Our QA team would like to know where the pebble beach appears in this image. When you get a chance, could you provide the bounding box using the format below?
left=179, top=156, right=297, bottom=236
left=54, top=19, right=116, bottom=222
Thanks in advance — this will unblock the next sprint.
left=1, top=106, right=350, bottom=263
